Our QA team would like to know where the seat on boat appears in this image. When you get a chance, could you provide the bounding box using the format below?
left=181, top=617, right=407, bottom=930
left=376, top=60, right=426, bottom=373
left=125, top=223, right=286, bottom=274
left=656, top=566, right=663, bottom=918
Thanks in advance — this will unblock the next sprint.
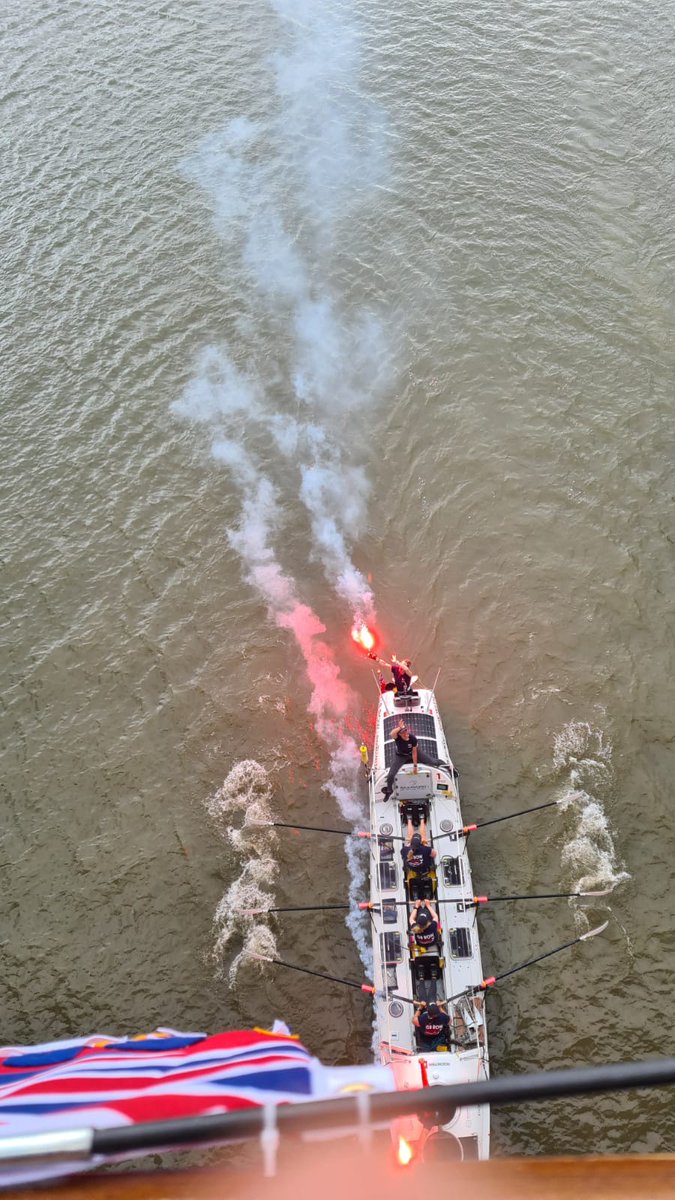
left=407, top=873, right=436, bottom=901
left=393, top=691, right=420, bottom=708
left=412, top=955, right=442, bottom=1005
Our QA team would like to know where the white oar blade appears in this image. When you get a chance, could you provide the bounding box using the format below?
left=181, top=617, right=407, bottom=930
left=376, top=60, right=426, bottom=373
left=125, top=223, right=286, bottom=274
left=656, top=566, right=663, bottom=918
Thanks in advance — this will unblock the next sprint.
left=579, top=887, right=614, bottom=898
left=580, top=919, right=609, bottom=941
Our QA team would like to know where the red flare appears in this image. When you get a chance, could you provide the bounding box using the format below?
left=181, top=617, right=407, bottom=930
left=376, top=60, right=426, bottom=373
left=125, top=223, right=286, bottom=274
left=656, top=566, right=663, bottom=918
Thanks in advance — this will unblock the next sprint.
left=351, top=623, right=376, bottom=654
left=397, top=1136, right=414, bottom=1167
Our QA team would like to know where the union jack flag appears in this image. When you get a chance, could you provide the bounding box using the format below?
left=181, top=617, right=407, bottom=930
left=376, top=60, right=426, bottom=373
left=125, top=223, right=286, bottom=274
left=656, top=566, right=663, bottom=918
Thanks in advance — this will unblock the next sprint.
left=0, top=1025, right=394, bottom=1187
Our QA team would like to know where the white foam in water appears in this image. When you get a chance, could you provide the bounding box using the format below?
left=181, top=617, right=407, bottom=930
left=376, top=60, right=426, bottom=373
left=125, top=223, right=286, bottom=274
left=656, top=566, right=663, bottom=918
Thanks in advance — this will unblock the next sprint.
left=176, top=2, right=391, bottom=977
left=208, top=761, right=280, bottom=982
left=553, top=722, right=629, bottom=898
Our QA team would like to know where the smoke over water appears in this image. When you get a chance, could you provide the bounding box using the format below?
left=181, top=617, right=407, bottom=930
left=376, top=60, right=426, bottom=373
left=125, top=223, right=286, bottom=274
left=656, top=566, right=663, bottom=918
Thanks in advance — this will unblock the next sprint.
left=552, top=722, right=629, bottom=901
left=173, top=1, right=392, bottom=625
left=176, top=3, right=391, bottom=978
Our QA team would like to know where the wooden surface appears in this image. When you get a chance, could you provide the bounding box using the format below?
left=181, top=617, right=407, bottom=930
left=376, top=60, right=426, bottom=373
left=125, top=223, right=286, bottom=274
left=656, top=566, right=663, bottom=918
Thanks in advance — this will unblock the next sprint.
left=3, top=1152, right=675, bottom=1199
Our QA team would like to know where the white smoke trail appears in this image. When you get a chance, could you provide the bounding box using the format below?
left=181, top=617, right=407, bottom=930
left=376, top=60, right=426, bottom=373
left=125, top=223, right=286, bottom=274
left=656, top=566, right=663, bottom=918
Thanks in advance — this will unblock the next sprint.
left=553, top=722, right=629, bottom=900
left=204, top=447, right=371, bottom=973
left=175, top=0, right=392, bottom=622
left=176, top=2, right=390, bottom=979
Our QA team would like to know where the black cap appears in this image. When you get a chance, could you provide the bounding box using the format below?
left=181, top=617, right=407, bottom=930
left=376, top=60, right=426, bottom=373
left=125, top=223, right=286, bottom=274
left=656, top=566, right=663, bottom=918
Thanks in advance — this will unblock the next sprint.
left=427, top=1002, right=440, bottom=1017
left=416, top=910, right=430, bottom=928
left=410, top=833, right=422, bottom=849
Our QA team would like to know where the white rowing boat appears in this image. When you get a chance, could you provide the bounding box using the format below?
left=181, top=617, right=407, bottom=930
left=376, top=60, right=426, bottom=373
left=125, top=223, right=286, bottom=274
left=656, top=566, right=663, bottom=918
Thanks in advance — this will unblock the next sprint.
left=366, top=682, right=490, bottom=1161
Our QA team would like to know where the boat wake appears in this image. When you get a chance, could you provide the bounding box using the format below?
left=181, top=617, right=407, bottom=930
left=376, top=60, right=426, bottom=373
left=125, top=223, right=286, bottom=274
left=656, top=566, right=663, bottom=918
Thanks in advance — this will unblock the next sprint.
left=553, top=722, right=629, bottom=909
left=207, top=760, right=279, bottom=984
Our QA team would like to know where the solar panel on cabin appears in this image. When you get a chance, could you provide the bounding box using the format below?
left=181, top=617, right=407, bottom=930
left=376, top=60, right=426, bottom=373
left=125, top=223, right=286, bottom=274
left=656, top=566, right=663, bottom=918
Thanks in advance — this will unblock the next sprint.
left=384, top=713, right=436, bottom=741
left=384, top=737, right=438, bottom=768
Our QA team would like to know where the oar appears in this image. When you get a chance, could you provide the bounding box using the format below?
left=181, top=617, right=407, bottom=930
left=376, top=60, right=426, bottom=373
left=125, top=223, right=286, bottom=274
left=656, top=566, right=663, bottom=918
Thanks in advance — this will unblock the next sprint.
left=247, top=819, right=398, bottom=841
left=239, top=888, right=612, bottom=917
left=447, top=920, right=609, bottom=1004
left=456, top=888, right=613, bottom=906
left=242, top=903, right=352, bottom=915
left=247, top=819, right=363, bottom=837
left=248, top=952, right=416, bottom=1007
left=436, top=798, right=560, bottom=840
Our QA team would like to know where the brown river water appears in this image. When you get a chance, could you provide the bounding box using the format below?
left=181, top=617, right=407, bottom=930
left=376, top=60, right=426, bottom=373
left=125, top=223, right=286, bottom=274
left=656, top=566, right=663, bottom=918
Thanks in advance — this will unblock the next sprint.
left=2, top=0, right=675, bottom=1158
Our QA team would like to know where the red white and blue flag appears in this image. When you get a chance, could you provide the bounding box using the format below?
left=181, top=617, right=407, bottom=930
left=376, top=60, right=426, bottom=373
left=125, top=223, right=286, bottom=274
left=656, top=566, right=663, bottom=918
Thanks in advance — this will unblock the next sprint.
left=0, top=1025, right=394, bottom=1187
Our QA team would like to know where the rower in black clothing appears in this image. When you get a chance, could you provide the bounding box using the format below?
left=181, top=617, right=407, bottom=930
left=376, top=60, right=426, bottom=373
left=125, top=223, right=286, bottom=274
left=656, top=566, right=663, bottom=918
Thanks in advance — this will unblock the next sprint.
left=410, top=897, right=440, bottom=948
left=414, top=1001, right=451, bottom=1049
left=400, top=818, right=437, bottom=875
left=381, top=720, right=448, bottom=798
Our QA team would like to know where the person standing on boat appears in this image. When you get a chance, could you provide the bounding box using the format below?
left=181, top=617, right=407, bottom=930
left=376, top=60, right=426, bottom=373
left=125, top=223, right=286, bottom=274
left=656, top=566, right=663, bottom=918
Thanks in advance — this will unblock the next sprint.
left=400, top=818, right=437, bottom=874
left=414, top=1001, right=451, bottom=1049
left=381, top=720, right=445, bottom=798
left=378, top=655, right=413, bottom=694
left=410, top=898, right=440, bottom=947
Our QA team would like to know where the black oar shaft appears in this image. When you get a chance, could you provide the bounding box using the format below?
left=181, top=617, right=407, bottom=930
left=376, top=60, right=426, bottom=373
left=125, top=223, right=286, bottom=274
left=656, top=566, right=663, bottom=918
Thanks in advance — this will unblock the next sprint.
left=476, top=799, right=558, bottom=829
left=261, top=904, right=351, bottom=914
left=266, top=956, right=365, bottom=991
left=447, top=923, right=607, bottom=1004
left=263, top=956, right=414, bottom=1007
left=253, top=890, right=602, bottom=916
left=262, top=820, right=355, bottom=836
left=463, top=892, right=597, bottom=903
left=495, top=934, right=583, bottom=983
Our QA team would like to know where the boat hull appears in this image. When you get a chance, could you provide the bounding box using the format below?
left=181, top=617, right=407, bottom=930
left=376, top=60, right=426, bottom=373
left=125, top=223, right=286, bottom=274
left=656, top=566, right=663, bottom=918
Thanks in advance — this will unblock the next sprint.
left=367, top=686, right=490, bottom=1160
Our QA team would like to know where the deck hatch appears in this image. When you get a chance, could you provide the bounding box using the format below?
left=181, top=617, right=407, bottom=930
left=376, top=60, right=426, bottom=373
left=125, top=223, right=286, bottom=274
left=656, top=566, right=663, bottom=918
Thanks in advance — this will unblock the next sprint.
left=448, top=927, right=473, bottom=958
left=378, top=838, right=395, bottom=861
left=379, top=861, right=397, bottom=891
left=381, top=932, right=403, bottom=964
left=442, top=856, right=463, bottom=887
